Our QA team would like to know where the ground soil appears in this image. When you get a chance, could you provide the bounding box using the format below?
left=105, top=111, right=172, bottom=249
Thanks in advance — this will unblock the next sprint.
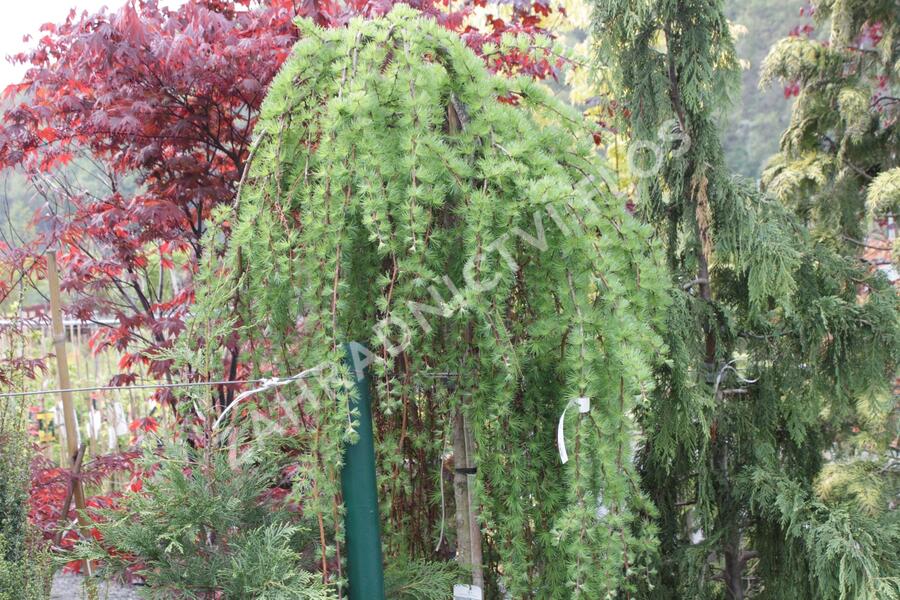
left=51, top=573, right=141, bottom=600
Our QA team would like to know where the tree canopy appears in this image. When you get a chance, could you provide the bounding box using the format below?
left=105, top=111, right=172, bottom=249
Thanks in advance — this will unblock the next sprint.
left=761, top=0, right=899, bottom=256
left=221, top=7, right=671, bottom=597
left=592, top=0, right=900, bottom=597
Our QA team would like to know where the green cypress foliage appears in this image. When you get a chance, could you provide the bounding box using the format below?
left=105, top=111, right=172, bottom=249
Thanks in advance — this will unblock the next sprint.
left=0, top=432, right=29, bottom=582
left=225, top=7, right=671, bottom=597
left=0, top=393, right=50, bottom=599
left=0, top=430, right=50, bottom=600
left=759, top=0, right=899, bottom=253
left=592, top=0, right=900, bottom=598
left=72, top=444, right=334, bottom=599
left=1, top=311, right=50, bottom=600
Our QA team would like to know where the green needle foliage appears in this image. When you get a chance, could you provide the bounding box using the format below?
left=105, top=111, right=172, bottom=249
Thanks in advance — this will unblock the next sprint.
left=74, top=444, right=333, bottom=600
left=0, top=431, right=30, bottom=595
left=0, top=436, right=51, bottom=600
left=592, top=0, right=900, bottom=598
left=759, top=0, right=899, bottom=252
left=217, top=7, right=671, bottom=597
left=0, top=344, right=50, bottom=600
left=383, top=559, right=461, bottom=600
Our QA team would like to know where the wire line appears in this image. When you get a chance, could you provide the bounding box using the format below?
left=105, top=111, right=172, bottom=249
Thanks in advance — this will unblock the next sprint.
left=0, top=378, right=295, bottom=400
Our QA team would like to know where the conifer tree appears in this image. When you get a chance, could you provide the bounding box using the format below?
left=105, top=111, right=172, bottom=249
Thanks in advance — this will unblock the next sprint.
left=758, top=5, right=900, bottom=598
left=760, top=0, right=898, bottom=256
left=592, top=1, right=899, bottom=598
left=0, top=330, right=50, bottom=599
left=204, top=8, right=672, bottom=597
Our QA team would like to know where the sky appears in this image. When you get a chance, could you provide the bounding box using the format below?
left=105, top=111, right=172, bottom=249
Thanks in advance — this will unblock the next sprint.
left=0, top=1, right=186, bottom=88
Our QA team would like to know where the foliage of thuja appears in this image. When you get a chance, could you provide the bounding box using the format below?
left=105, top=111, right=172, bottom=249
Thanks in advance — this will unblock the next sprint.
left=0, top=420, right=50, bottom=599
left=0, top=533, right=50, bottom=600
left=592, top=0, right=900, bottom=598
left=0, top=433, right=28, bottom=579
left=760, top=0, right=898, bottom=253
left=1, top=322, right=50, bottom=600
left=758, top=1, right=900, bottom=596
left=73, top=443, right=333, bottom=600
left=383, top=559, right=461, bottom=600
left=221, top=7, right=671, bottom=597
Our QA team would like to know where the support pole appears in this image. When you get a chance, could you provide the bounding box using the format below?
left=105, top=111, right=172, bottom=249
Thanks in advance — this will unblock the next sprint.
left=446, top=104, right=485, bottom=592
left=341, top=343, right=386, bottom=600
left=452, top=410, right=484, bottom=590
left=47, top=251, right=93, bottom=576
left=54, top=443, right=87, bottom=548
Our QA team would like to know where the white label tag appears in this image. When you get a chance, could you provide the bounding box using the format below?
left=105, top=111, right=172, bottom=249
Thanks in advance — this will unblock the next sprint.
left=557, top=397, right=590, bottom=464
left=453, top=584, right=483, bottom=600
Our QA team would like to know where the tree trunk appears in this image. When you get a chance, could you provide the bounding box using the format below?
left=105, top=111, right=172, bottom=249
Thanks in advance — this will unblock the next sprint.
left=723, top=531, right=745, bottom=600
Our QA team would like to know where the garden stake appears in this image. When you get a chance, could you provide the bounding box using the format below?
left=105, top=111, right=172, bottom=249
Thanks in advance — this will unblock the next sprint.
left=48, top=250, right=94, bottom=577
left=53, top=442, right=87, bottom=547
left=446, top=101, right=485, bottom=593
left=341, top=342, right=386, bottom=600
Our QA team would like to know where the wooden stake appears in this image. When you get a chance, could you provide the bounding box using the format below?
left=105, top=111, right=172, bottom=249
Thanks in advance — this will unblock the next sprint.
left=446, top=102, right=485, bottom=591
left=47, top=251, right=94, bottom=577
left=452, top=410, right=484, bottom=589
left=88, top=395, right=98, bottom=460
left=54, top=443, right=87, bottom=547
left=463, top=414, right=483, bottom=589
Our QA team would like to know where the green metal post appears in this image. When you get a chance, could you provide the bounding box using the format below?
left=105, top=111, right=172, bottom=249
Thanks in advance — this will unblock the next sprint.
left=341, top=342, right=386, bottom=600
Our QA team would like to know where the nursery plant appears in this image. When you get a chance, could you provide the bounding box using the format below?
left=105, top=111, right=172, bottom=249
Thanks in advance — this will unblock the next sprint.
left=196, top=6, right=672, bottom=598
left=0, top=390, right=51, bottom=599
left=0, top=0, right=564, bottom=404
left=72, top=441, right=334, bottom=600
left=592, top=0, right=900, bottom=598
left=0, top=438, right=51, bottom=600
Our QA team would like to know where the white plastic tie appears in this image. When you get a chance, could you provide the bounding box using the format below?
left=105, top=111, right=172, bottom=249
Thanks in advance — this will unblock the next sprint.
left=557, top=396, right=590, bottom=464
left=212, top=371, right=316, bottom=431
left=712, top=360, right=759, bottom=399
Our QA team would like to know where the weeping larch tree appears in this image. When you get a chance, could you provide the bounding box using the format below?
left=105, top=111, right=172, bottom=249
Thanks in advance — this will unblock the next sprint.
left=212, top=7, right=671, bottom=598
left=592, top=0, right=899, bottom=599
